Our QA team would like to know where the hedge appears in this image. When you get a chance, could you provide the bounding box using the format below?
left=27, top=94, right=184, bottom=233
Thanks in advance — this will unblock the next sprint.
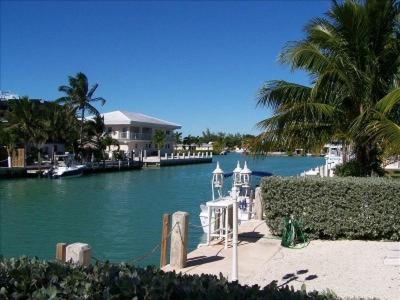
left=0, top=257, right=341, bottom=299
left=261, top=176, right=400, bottom=241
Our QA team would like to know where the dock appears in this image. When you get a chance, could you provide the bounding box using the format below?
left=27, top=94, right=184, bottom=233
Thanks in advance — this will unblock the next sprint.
left=163, top=220, right=399, bottom=299
left=142, top=152, right=212, bottom=167
left=0, top=160, right=143, bottom=179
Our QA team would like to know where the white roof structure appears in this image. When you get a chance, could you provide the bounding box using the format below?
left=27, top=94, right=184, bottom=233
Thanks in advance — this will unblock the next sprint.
left=101, top=110, right=181, bottom=129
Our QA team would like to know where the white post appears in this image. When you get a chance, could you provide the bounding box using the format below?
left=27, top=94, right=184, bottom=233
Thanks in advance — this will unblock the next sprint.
left=231, top=186, right=239, bottom=281
left=206, top=152, right=208, bottom=158
left=158, top=150, right=161, bottom=160
left=171, top=153, right=174, bottom=159
left=210, top=152, right=213, bottom=158
left=207, top=206, right=212, bottom=245
left=188, top=151, right=190, bottom=158
left=224, top=207, right=229, bottom=249
left=144, top=150, right=147, bottom=159
left=165, top=153, right=168, bottom=159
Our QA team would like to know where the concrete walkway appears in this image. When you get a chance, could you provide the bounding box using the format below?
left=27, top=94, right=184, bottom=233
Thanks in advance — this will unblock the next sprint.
left=163, top=220, right=400, bottom=300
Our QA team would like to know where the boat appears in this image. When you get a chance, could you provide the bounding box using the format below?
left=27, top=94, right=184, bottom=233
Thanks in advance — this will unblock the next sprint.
left=43, top=154, right=86, bottom=179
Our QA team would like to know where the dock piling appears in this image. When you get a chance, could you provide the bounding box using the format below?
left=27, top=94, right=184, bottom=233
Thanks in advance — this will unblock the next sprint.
left=160, top=213, right=171, bottom=268
left=55, top=243, right=67, bottom=262
left=170, top=211, right=189, bottom=268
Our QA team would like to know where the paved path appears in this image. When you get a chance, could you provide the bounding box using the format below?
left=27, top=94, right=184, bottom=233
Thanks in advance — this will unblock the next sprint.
left=164, top=220, right=400, bottom=299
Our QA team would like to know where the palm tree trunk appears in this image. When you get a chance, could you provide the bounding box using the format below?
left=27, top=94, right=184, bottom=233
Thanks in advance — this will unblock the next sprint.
left=80, top=107, right=85, bottom=147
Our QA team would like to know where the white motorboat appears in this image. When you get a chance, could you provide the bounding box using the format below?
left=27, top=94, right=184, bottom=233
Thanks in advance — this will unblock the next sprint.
left=43, top=154, right=86, bottom=179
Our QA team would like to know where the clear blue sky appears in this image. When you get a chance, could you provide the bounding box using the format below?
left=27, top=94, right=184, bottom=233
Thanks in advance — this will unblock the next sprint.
left=1, top=0, right=330, bottom=136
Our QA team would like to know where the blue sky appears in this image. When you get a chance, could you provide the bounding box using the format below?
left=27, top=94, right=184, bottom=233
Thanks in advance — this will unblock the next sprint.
left=1, top=0, right=330, bottom=136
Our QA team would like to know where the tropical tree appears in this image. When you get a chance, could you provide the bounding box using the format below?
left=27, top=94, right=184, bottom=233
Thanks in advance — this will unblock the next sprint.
left=57, top=72, right=106, bottom=147
left=174, top=131, right=183, bottom=144
left=257, top=0, right=400, bottom=176
left=0, top=125, right=17, bottom=167
left=153, top=129, right=166, bottom=150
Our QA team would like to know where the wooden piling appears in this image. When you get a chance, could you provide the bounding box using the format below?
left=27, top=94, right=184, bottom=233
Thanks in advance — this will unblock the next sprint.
left=170, top=211, right=189, bottom=268
left=160, top=213, right=171, bottom=268
left=56, top=243, right=67, bottom=262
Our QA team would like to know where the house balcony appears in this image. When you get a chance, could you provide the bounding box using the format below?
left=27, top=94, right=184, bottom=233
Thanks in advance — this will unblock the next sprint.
left=118, top=132, right=152, bottom=140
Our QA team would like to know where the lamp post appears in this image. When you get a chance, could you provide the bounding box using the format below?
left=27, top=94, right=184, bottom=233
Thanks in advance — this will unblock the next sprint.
left=211, top=162, right=224, bottom=200
left=240, top=161, right=252, bottom=197
left=231, top=184, right=239, bottom=281
left=232, top=161, right=242, bottom=187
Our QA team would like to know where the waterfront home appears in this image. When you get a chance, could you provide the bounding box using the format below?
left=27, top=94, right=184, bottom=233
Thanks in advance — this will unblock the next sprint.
left=175, top=142, right=213, bottom=152
left=101, top=110, right=181, bottom=156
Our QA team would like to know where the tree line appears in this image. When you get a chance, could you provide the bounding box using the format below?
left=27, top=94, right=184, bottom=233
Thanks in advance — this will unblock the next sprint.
left=0, top=72, right=118, bottom=166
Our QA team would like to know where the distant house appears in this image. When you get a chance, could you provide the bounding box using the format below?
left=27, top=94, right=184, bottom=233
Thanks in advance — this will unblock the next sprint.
left=101, top=110, right=181, bottom=156
left=174, top=142, right=213, bottom=152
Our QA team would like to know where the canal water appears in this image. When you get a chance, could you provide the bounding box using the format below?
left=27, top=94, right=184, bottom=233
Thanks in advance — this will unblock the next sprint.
left=0, top=154, right=324, bottom=266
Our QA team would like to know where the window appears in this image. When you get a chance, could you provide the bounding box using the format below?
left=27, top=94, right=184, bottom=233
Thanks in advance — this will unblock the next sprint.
left=166, top=130, right=171, bottom=135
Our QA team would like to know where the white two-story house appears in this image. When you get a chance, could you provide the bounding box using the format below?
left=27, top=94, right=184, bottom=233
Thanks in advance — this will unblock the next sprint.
left=101, top=110, right=181, bottom=156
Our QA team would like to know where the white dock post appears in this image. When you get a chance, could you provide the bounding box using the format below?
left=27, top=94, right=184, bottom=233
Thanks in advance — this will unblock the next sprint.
left=207, top=206, right=212, bottom=245
left=231, top=186, right=239, bottom=282
left=170, top=211, right=189, bottom=268
left=224, top=207, right=229, bottom=249
left=188, top=151, right=190, bottom=158
left=158, top=150, right=161, bottom=160
left=210, top=152, right=213, bottom=158
left=165, top=153, right=168, bottom=159
left=206, top=152, right=208, bottom=158
left=171, top=153, right=174, bottom=159
left=144, top=150, right=147, bottom=159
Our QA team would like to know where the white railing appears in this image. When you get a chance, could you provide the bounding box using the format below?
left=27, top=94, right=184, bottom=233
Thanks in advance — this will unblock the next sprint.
left=130, top=133, right=152, bottom=140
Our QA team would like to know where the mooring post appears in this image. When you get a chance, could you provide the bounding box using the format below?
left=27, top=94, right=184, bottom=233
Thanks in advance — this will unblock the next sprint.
left=160, top=213, right=171, bottom=268
left=65, top=243, right=91, bottom=266
left=170, top=211, right=189, bottom=268
left=254, top=187, right=263, bottom=220
left=55, top=243, right=67, bottom=262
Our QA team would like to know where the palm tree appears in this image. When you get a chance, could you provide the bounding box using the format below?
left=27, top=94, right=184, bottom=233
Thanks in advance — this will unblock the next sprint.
left=0, top=125, right=17, bottom=167
left=174, top=131, right=183, bottom=144
left=101, top=135, right=120, bottom=161
left=57, top=72, right=106, bottom=148
left=153, top=129, right=166, bottom=151
left=257, top=0, right=400, bottom=176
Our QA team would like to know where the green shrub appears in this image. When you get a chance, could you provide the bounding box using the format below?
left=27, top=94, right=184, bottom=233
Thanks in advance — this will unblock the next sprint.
left=335, top=160, right=365, bottom=177
left=261, top=176, right=400, bottom=241
left=0, top=257, right=340, bottom=299
left=335, top=160, right=385, bottom=177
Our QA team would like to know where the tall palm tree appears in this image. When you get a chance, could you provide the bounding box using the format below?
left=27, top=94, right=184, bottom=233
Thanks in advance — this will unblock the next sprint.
left=57, top=72, right=106, bottom=147
left=257, top=0, right=400, bottom=175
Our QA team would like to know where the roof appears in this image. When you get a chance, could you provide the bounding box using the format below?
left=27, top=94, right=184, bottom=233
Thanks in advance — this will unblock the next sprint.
left=101, top=110, right=181, bottom=129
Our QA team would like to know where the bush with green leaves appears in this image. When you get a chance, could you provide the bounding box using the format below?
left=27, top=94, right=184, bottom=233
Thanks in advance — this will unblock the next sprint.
left=262, top=176, right=400, bottom=241
left=0, top=257, right=341, bottom=299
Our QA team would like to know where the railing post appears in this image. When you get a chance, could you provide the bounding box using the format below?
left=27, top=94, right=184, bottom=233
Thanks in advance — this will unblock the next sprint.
left=160, top=213, right=171, bottom=268
left=170, top=211, right=189, bottom=268
left=56, top=243, right=67, bottom=262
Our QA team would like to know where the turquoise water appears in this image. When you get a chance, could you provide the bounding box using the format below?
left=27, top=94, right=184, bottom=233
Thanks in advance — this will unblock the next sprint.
left=0, top=154, right=324, bottom=266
